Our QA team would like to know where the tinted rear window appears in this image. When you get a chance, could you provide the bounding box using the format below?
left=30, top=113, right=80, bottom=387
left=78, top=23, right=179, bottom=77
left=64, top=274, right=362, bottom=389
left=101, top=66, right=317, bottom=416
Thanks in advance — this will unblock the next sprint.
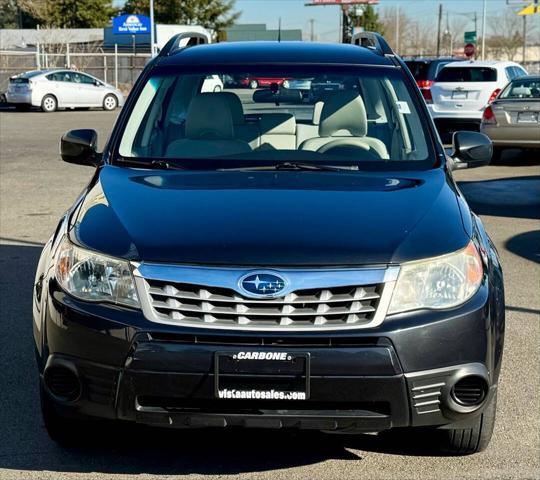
left=436, top=67, right=497, bottom=82
left=405, top=61, right=430, bottom=80
left=10, top=77, right=29, bottom=84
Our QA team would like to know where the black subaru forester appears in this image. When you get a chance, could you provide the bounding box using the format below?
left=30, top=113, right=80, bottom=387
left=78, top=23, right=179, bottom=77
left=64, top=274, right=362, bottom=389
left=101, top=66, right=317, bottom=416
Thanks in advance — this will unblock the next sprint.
left=33, top=33, right=504, bottom=455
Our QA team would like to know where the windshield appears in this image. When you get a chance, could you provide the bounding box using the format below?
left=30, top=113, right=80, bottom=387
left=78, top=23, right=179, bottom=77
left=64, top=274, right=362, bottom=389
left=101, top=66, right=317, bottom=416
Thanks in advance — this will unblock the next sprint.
left=500, top=78, right=540, bottom=99
left=436, top=67, right=497, bottom=83
left=117, top=65, right=433, bottom=169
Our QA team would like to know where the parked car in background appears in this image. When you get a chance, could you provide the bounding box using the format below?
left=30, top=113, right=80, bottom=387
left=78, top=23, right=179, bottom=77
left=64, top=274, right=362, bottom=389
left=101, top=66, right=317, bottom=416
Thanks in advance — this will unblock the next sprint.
left=240, top=76, right=291, bottom=89
left=5, top=69, right=124, bottom=112
left=428, top=60, right=528, bottom=133
left=201, top=74, right=224, bottom=92
left=481, top=75, right=540, bottom=160
left=404, top=57, right=456, bottom=102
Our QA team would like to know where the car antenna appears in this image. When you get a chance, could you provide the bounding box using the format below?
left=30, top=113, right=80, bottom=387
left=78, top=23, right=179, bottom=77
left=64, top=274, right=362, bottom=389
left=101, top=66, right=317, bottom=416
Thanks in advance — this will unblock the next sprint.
left=278, top=17, right=282, bottom=42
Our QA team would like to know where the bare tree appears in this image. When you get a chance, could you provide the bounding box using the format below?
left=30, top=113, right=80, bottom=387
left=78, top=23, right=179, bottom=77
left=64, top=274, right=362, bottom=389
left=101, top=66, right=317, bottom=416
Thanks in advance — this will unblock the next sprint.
left=486, top=10, right=525, bottom=61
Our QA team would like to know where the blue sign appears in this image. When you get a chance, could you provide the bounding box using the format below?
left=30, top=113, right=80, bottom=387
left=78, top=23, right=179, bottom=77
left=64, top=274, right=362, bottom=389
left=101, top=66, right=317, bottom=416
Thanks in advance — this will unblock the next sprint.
left=112, top=14, right=151, bottom=35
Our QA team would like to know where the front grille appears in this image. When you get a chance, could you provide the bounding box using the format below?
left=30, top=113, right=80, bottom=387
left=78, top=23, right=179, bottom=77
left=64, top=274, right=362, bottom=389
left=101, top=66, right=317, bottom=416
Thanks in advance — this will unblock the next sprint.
left=144, top=279, right=382, bottom=329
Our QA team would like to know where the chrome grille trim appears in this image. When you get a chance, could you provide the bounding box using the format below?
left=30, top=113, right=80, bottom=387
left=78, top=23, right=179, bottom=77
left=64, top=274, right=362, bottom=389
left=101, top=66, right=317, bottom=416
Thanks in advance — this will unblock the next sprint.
left=132, top=264, right=399, bottom=331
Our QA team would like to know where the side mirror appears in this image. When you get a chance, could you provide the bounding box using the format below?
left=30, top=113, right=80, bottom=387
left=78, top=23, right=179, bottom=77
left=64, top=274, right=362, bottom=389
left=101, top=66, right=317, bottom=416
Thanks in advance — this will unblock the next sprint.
left=60, top=129, right=100, bottom=166
left=451, top=131, right=492, bottom=170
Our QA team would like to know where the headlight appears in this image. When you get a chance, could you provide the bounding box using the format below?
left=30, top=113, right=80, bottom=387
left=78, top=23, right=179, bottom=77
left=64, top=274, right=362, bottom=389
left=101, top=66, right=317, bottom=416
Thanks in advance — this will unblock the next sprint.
left=282, top=80, right=290, bottom=89
left=388, top=241, right=483, bottom=315
left=55, top=237, right=139, bottom=308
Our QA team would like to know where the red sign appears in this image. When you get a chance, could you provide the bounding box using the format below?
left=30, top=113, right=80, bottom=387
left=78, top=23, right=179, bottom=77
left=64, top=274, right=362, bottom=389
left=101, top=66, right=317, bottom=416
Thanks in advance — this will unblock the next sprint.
left=464, top=43, right=476, bottom=58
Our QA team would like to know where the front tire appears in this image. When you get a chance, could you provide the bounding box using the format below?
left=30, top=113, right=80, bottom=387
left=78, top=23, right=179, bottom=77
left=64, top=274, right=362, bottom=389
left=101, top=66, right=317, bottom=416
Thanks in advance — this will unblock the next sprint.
left=41, top=95, right=57, bottom=113
left=213, top=85, right=222, bottom=92
left=439, top=391, right=497, bottom=455
left=40, top=384, right=82, bottom=445
left=103, top=94, right=118, bottom=111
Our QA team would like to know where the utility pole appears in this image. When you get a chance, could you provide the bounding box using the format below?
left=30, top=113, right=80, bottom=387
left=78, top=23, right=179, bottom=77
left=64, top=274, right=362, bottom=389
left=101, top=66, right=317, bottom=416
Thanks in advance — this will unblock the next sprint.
left=522, top=15, right=527, bottom=63
left=310, top=19, right=315, bottom=42
left=395, top=5, right=400, bottom=53
left=149, top=0, right=155, bottom=56
left=436, top=3, right=443, bottom=57
left=481, top=0, right=487, bottom=60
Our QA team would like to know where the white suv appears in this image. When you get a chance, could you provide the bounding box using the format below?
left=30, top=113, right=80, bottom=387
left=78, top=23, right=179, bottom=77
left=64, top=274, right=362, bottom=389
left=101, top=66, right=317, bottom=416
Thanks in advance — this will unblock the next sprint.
left=427, top=60, right=527, bottom=130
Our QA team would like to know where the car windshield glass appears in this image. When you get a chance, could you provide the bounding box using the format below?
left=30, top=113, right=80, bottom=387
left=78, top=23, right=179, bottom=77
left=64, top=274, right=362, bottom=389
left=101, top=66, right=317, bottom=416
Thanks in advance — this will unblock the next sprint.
left=405, top=61, right=430, bottom=80
left=117, top=65, right=433, bottom=169
left=500, top=78, right=540, bottom=99
left=436, top=67, right=497, bottom=82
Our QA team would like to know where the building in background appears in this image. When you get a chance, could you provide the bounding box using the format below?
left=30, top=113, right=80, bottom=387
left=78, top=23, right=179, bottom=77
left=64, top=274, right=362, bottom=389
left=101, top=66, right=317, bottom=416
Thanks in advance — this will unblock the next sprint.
left=225, top=24, right=302, bottom=42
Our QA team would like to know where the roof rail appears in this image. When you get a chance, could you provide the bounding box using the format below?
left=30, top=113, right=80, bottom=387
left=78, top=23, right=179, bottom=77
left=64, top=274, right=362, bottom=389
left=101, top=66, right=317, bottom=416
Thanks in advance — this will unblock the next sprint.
left=351, top=32, right=394, bottom=56
left=158, top=32, right=209, bottom=57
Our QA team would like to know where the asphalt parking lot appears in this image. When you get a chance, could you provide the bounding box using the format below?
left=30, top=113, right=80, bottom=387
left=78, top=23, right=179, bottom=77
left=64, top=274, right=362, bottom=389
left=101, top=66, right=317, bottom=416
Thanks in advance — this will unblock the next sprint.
left=0, top=109, right=539, bottom=480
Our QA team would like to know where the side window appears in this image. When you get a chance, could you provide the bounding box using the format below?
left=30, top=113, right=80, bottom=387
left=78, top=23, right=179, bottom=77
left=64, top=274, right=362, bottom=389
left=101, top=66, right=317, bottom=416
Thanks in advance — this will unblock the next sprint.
left=79, top=74, right=96, bottom=85
left=514, top=67, right=526, bottom=78
left=505, top=67, right=515, bottom=81
left=47, top=72, right=66, bottom=82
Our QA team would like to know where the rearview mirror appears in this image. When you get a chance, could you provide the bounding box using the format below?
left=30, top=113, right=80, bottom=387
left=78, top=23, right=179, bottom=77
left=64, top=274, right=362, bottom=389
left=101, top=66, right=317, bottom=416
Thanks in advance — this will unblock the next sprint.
left=451, top=131, right=492, bottom=170
left=60, top=129, right=100, bottom=166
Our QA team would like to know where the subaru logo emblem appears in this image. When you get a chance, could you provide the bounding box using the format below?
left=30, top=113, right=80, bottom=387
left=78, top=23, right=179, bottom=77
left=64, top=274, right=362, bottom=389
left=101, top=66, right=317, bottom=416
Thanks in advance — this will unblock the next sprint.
left=239, top=272, right=287, bottom=298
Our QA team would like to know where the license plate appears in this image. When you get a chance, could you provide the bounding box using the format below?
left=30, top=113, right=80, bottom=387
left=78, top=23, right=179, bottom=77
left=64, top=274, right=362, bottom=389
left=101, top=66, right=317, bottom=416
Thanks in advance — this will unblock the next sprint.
left=452, top=90, right=468, bottom=100
left=215, top=351, right=310, bottom=401
left=517, top=111, right=538, bottom=123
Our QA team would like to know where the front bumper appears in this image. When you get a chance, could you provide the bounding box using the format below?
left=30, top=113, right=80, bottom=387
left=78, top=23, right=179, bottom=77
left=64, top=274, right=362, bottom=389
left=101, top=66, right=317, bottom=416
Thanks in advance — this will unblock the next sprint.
left=38, top=282, right=502, bottom=432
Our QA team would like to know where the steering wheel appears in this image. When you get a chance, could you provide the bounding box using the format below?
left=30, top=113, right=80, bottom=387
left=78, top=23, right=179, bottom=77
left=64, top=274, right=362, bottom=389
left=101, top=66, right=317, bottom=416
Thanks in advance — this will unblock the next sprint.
left=316, top=139, right=382, bottom=161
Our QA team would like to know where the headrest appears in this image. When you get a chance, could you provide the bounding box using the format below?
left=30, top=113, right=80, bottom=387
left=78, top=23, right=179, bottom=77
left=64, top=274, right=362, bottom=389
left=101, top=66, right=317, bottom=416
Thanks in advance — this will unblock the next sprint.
left=319, top=91, right=367, bottom=137
left=259, top=113, right=296, bottom=135
left=312, top=101, right=324, bottom=126
left=511, top=86, right=531, bottom=97
left=217, top=91, right=245, bottom=124
left=185, top=94, right=234, bottom=140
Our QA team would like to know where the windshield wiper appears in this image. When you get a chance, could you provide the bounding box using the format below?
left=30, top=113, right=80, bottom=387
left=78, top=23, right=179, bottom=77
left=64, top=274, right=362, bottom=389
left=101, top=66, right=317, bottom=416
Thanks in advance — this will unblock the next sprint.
left=113, top=157, right=186, bottom=170
left=150, top=160, right=185, bottom=170
left=220, top=162, right=359, bottom=172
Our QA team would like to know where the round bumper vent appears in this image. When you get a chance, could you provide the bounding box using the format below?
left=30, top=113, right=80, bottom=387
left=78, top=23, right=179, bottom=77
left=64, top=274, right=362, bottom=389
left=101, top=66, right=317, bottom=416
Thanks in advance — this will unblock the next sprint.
left=451, top=375, right=488, bottom=406
left=44, top=366, right=81, bottom=402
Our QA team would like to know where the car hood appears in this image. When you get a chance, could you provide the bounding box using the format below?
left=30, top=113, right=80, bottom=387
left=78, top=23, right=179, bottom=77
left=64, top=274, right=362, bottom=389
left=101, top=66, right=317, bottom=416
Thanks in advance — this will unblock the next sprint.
left=72, top=166, right=469, bottom=266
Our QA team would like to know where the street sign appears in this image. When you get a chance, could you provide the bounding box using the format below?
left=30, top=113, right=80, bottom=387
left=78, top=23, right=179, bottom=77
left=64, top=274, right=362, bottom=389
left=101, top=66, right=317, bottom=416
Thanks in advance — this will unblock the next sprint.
left=464, top=43, right=476, bottom=57
left=464, top=31, right=477, bottom=44
left=112, top=14, right=151, bottom=35
left=518, top=2, right=540, bottom=15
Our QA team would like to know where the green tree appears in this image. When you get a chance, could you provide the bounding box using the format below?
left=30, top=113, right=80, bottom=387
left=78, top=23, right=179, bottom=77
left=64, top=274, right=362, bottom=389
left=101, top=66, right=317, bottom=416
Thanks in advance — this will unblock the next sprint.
left=123, top=0, right=240, bottom=38
left=344, top=4, right=384, bottom=42
left=45, top=0, right=117, bottom=28
left=0, top=0, right=39, bottom=28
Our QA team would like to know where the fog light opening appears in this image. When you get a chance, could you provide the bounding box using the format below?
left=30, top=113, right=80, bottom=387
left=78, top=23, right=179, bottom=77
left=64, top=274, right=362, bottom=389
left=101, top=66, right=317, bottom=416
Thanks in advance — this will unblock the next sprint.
left=451, top=375, right=488, bottom=407
left=44, top=365, right=81, bottom=402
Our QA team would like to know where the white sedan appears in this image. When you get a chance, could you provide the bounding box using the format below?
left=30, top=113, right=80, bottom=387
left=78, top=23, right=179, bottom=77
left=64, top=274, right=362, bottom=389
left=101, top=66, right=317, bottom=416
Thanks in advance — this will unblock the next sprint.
left=5, top=69, right=125, bottom=112
left=201, top=75, right=224, bottom=93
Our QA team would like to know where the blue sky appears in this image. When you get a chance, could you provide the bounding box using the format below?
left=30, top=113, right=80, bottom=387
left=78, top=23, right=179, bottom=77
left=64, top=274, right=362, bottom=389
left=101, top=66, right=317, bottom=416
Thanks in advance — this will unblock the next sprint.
left=236, top=0, right=523, bottom=41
